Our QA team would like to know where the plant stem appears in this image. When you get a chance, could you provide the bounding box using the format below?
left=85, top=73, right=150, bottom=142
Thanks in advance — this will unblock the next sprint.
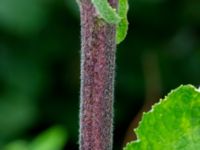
left=79, top=0, right=117, bottom=149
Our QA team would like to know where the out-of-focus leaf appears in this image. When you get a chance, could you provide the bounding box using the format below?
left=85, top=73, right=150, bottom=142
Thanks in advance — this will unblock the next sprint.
left=30, top=126, right=67, bottom=150
left=3, top=126, right=68, bottom=150
left=3, top=140, right=28, bottom=150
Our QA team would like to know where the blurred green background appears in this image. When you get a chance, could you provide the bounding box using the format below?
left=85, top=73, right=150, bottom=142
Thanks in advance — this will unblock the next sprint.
left=0, top=0, right=199, bottom=149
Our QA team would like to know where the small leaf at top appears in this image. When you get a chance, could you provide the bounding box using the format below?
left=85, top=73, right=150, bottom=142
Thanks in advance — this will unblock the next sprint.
left=91, top=0, right=121, bottom=24
left=116, top=0, right=129, bottom=44
left=124, top=85, right=200, bottom=150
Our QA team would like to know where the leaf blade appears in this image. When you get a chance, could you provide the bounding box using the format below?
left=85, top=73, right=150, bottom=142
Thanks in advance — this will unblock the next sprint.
left=116, top=0, right=129, bottom=44
left=91, top=0, right=121, bottom=24
left=124, top=85, right=200, bottom=150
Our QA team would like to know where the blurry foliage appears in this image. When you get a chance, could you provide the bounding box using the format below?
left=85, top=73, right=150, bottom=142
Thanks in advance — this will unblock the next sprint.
left=3, top=126, right=67, bottom=150
left=0, top=0, right=199, bottom=149
left=0, top=0, right=49, bottom=35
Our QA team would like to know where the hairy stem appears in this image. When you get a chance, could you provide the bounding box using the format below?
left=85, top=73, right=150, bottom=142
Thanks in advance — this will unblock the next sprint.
left=79, top=0, right=117, bottom=149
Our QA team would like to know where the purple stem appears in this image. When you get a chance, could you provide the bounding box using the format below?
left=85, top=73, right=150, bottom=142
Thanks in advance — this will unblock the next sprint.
left=79, top=0, right=117, bottom=149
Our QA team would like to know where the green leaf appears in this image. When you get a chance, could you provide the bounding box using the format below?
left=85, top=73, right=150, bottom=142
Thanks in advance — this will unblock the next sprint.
left=3, top=140, right=29, bottom=150
left=91, top=0, right=129, bottom=44
left=116, top=0, right=129, bottom=44
left=30, top=126, right=67, bottom=150
left=124, top=85, right=200, bottom=150
left=91, top=0, right=121, bottom=24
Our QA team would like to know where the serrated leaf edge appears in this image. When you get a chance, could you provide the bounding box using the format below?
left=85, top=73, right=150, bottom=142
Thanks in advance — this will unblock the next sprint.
left=125, top=84, right=200, bottom=149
